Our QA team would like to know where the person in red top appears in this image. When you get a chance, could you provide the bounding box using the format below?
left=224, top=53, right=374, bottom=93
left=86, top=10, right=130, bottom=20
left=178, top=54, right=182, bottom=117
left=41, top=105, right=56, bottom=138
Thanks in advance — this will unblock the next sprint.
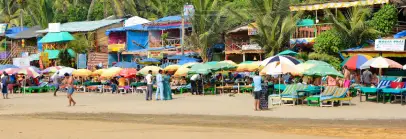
left=33, top=77, right=39, bottom=86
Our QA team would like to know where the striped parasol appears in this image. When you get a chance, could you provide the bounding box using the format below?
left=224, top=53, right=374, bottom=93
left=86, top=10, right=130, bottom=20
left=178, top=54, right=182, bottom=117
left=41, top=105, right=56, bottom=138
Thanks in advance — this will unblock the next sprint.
left=41, top=66, right=65, bottom=74
left=18, top=67, right=41, bottom=77
left=260, top=55, right=300, bottom=66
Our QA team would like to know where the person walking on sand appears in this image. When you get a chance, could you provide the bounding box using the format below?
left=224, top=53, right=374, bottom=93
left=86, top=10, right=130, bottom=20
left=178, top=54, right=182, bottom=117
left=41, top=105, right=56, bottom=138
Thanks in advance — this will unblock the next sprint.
left=155, top=70, right=164, bottom=100
left=52, top=72, right=60, bottom=96
left=253, top=71, right=262, bottom=111
left=343, top=66, right=351, bottom=88
left=63, top=73, right=76, bottom=106
left=1, top=71, right=9, bottom=99
left=145, top=70, right=153, bottom=101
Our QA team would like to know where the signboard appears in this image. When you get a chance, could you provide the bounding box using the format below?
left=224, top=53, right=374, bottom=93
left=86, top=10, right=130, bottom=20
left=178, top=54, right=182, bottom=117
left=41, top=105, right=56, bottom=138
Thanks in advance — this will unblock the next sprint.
left=48, top=23, right=61, bottom=32
left=21, top=52, right=29, bottom=58
left=148, top=51, right=163, bottom=59
left=13, top=58, right=30, bottom=67
left=248, top=23, right=257, bottom=35
left=242, top=44, right=261, bottom=50
left=183, top=5, right=195, bottom=16
left=374, top=39, right=406, bottom=51
left=40, top=52, right=49, bottom=67
left=77, top=54, right=87, bottom=69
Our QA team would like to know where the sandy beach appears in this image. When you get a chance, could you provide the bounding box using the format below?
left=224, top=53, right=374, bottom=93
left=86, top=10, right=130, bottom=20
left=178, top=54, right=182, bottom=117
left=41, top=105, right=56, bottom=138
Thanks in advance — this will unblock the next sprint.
left=1, top=92, right=406, bottom=138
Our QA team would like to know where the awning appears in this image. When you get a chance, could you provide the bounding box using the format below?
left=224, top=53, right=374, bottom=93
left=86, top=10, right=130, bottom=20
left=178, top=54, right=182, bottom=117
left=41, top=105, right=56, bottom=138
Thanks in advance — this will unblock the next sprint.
left=9, top=26, right=41, bottom=39
left=5, top=26, right=29, bottom=38
left=30, top=49, right=76, bottom=60
left=39, top=32, right=74, bottom=43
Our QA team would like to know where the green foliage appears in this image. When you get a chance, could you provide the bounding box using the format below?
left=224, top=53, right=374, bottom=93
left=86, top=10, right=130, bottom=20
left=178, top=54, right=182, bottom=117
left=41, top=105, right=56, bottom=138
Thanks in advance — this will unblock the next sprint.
left=67, top=33, right=94, bottom=54
left=90, top=0, right=113, bottom=20
left=369, top=4, right=397, bottom=35
left=58, top=49, right=73, bottom=67
left=296, top=52, right=309, bottom=61
left=313, top=30, right=347, bottom=55
left=325, top=6, right=380, bottom=47
left=308, top=52, right=341, bottom=70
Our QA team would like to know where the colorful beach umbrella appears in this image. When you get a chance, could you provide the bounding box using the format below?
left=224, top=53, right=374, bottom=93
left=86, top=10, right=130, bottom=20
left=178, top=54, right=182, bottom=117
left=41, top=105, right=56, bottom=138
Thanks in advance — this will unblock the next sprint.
left=180, top=62, right=198, bottom=68
left=17, top=67, right=41, bottom=77
left=119, top=68, right=137, bottom=78
left=360, top=57, right=402, bottom=69
left=101, top=67, right=122, bottom=78
left=218, top=60, right=238, bottom=66
left=189, top=63, right=213, bottom=75
left=138, top=66, right=162, bottom=76
left=212, top=62, right=237, bottom=71
left=343, top=54, right=372, bottom=70
left=0, top=64, right=18, bottom=70
left=92, top=69, right=106, bottom=75
left=236, top=61, right=261, bottom=72
left=56, top=67, right=75, bottom=76
left=261, top=61, right=299, bottom=75
left=164, top=65, right=180, bottom=72
left=303, top=64, right=343, bottom=77
left=261, top=55, right=300, bottom=66
left=41, top=66, right=64, bottom=73
left=72, top=69, right=92, bottom=77
left=277, top=49, right=298, bottom=56
left=173, top=67, right=190, bottom=77
left=0, top=68, right=19, bottom=75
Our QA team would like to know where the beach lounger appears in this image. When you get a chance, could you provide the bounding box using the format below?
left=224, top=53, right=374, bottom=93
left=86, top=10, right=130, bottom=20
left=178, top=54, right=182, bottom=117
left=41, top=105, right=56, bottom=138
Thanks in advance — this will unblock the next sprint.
left=320, top=88, right=349, bottom=107
left=269, top=84, right=298, bottom=105
left=381, top=82, right=406, bottom=104
left=306, top=86, right=338, bottom=106
left=281, top=84, right=308, bottom=105
left=21, top=82, right=49, bottom=94
left=359, top=80, right=391, bottom=102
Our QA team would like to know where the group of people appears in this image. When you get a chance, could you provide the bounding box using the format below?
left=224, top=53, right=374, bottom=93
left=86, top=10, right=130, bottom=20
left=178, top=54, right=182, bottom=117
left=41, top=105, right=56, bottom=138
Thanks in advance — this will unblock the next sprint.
left=145, top=70, right=172, bottom=101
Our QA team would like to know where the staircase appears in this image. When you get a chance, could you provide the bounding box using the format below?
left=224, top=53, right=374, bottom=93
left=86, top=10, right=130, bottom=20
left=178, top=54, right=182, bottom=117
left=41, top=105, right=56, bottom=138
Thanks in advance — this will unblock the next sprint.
left=1, top=45, right=38, bottom=65
left=1, top=46, right=18, bottom=64
left=87, top=52, right=109, bottom=69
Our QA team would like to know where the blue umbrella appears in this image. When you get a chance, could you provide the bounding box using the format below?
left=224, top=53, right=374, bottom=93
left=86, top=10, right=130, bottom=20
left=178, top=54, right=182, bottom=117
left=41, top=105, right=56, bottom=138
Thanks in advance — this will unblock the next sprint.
left=0, top=64, right=19, bottom=70
left=139, top=58, right=160, bottom=65
left=113, top=62, right=139, bottom=68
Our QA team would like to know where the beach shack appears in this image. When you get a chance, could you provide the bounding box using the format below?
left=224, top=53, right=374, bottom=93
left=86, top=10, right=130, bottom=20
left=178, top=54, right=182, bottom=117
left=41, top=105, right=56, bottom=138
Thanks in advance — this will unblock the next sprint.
left=225, top=24, right=264, bottom=63
left=36, top=19, right=124, bottom=68
left=106, top=15, right=193, bottom=66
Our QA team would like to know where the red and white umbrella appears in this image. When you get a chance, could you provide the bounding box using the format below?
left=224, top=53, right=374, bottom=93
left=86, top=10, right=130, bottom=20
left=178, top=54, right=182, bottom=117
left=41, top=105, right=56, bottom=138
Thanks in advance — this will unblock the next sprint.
left=360, top=57, right=402, bottom=69
left=119, top=68, right=137, bottom=78
left=18, top=67, right=41, bottom=77
left=41, top=66, right=64, bottom=74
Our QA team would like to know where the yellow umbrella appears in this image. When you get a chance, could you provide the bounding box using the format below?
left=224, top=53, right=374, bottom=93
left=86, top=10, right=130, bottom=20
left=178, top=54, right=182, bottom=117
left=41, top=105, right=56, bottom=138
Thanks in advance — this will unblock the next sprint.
left=219, top=60, right=237, bottom=66
left=72, top=69, right=92, bottom=77
left=173, top=67, right=190, bottom=77
left=92, top=69, right=106, bottom=75
left=236, top=62, right=261, bottom=72
left=138, top=66, right=162, bottom=76
left=101, top=67, right=122, bottom=78
left=180, top=62, right=198, bottom=68
left=164, top=65, right=180, bottom=72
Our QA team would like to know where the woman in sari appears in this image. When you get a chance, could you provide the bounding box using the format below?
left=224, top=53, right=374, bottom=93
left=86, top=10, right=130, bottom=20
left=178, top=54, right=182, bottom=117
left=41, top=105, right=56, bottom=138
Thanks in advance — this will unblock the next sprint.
left=163, top=71, right=172, bottom=100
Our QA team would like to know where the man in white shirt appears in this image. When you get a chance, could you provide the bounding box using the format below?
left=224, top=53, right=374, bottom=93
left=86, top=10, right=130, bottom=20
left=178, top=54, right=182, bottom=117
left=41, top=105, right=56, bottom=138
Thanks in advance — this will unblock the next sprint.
left=190, top=74, right=200, bottom=95
left=155, top=70, right=164, bottom=100
left=145, top=70, right=153, bottom=101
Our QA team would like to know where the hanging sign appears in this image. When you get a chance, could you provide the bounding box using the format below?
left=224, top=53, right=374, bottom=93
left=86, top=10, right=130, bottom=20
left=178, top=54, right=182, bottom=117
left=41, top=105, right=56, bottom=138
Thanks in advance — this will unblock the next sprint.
left=248, top=23, right=258, bottom=35
left=374, top=39, right=406, bottom=51
left=148, top=51, right=163, bottom=59
left=77, top=54, right=87, bottom=69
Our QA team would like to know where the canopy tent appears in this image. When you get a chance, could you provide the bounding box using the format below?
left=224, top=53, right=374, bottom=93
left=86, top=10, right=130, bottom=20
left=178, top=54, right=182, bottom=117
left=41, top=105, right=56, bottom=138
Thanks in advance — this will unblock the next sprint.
left=9, top=26, right=41, bottom=39
left=38, top=32, right=74, bottom=43
left=124, top=16, right=151, bottom=27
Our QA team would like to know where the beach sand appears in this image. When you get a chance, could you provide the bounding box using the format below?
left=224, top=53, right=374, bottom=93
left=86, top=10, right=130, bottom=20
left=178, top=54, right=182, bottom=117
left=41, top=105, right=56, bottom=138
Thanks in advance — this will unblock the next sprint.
left=1, top=92, right=406, bottom=138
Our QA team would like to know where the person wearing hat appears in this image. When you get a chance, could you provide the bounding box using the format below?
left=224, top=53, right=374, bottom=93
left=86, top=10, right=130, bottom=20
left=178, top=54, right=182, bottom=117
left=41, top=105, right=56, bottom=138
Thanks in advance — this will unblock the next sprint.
left=63, top=73, right=76, bottom=106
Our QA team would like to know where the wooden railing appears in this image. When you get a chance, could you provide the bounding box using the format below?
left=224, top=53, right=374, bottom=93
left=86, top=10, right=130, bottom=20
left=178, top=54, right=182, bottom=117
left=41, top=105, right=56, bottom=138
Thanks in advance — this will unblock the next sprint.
left=292, top=23, right=333, bottom=39
left=226, top=41, right=250, bottom=51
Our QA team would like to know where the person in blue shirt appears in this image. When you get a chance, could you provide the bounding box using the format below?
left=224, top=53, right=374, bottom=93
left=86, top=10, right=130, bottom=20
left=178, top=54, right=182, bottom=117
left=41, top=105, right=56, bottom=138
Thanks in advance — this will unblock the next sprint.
left=2, top=72, right=9, bottom=99
left=155, top=70, right=164, bottom=100
left=253, top=71, right=262, bottom=111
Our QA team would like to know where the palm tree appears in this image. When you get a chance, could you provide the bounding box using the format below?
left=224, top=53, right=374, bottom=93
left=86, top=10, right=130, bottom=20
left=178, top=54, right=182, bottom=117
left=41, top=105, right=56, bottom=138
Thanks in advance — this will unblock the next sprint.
left=0, top=0, right=21, bottom=26
left=325, top=6, right=380, bottom=47
left=229, top=0, right=301, bottom=56
left=26, top=0, right=54, bottom=28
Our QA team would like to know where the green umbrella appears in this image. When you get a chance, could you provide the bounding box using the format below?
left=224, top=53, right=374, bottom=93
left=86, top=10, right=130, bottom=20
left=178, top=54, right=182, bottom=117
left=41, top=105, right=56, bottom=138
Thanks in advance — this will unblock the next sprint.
left=39, top=32, right=75, bottom=43
left=277, top=50, right=298, bottom=56
left=188, top=63, right=213, bottom=75
left=211, top=62, right=237, bottom=71
left=303, top=65, right=343, bottom=77
left=205, top=61, right=218, bottom=66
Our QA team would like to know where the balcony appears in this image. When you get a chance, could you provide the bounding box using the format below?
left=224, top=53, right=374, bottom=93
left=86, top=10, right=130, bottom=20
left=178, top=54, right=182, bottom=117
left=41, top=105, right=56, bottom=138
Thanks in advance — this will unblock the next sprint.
left=290, top=23, right=332, bottom=47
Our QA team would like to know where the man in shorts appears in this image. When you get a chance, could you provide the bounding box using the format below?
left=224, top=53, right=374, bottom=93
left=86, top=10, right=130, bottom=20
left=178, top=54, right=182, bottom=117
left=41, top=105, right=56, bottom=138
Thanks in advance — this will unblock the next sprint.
left=63, top=73, right=76, bottom=106
left=253, top=71, right=262, bottom=111
left=1, top=71, right=9, bottom=99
